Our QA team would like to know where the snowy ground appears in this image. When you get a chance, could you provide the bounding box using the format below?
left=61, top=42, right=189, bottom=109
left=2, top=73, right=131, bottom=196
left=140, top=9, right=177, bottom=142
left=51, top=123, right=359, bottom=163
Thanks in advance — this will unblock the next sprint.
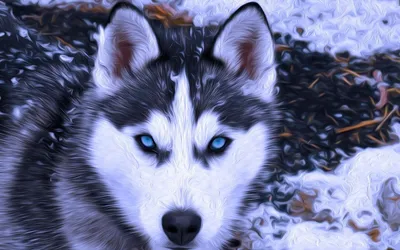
left=9, top=0, right=400, bottom=249
left=242, top=122, right=400, bottom=250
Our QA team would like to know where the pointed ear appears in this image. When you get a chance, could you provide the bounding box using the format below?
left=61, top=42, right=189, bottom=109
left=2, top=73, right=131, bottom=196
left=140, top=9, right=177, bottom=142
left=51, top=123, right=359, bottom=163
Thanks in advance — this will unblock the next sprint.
left=211, top=2, right=276, bottom=100
left=92, top=3, right=160, bottom=96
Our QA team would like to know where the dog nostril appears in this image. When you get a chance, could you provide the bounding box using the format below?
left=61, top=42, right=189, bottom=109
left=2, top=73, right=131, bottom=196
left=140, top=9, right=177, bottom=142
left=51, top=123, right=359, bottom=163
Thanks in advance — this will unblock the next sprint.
left=161, top=210, right=202, bottom=246
left=187, top=226, right=198, bottom=233
left=166, top=226, right=178, bottom=233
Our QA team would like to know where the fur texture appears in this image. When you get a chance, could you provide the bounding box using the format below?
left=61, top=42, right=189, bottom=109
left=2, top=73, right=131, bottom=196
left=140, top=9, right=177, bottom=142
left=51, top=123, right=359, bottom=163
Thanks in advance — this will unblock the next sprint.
left=0, top=2, right=280, bottom=249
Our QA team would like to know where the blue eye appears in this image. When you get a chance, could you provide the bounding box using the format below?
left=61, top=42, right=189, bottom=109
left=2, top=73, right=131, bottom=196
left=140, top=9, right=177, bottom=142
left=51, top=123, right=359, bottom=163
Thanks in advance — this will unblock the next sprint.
left=141, top=135, right=155, bottom=148
left=208, top=136, right=231, bottom=153
left=135, top=134, right=157, bottom=153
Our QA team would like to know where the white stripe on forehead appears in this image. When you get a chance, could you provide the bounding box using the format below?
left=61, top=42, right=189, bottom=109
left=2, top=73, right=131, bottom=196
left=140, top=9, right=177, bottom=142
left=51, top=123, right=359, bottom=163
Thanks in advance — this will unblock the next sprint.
left=169, top=72, right=194, bottom=169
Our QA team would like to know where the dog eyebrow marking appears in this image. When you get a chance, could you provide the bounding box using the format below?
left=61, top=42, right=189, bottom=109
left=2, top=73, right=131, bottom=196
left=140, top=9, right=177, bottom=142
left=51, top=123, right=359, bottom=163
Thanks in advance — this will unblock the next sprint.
left=192, top=111, right=220, bottom=168
left=193, top=111, right=220, bottom=148
left=120, top=114, right=172, bottom=166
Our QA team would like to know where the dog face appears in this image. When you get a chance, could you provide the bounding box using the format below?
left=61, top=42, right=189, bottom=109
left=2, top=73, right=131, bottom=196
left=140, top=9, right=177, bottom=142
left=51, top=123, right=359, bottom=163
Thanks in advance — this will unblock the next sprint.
left=87, top=2, right=278, bottom=249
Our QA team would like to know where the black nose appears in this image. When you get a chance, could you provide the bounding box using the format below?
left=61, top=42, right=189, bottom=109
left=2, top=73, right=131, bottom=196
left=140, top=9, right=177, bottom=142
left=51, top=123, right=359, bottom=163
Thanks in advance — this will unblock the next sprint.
left=161, top=210, right=202, bottom=246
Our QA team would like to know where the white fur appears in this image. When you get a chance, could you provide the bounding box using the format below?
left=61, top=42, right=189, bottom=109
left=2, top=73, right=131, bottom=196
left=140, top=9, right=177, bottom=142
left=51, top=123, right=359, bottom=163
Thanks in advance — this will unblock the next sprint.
left=89, top=72, right=272, bottom=249
left=92, top=7, right=160, bottom=97
left=212, top=5, right=277, bottom=102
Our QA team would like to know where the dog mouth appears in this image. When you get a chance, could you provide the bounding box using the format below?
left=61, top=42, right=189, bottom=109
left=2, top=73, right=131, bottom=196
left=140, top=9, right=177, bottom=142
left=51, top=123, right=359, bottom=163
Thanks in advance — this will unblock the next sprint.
left=163, top=238, right=242, bottom=250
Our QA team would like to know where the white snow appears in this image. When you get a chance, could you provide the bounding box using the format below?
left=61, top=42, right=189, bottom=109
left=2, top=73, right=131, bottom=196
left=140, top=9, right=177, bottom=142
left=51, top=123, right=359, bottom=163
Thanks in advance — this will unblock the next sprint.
left=243, top=122, right=400, bottom=249
left=17, top=0, right=400, bottom=57
left=278, top=222, right=372, bottom=250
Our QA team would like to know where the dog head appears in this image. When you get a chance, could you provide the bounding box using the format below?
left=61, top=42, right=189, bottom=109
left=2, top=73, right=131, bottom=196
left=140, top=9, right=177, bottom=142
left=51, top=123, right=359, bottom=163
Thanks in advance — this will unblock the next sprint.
left=87, top=2, right=278, bottom=249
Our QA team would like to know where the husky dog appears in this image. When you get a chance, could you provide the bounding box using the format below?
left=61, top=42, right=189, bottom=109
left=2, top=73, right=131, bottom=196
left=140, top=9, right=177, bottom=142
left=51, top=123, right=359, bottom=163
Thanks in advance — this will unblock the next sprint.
left=0, top=1, right=279, bottom=249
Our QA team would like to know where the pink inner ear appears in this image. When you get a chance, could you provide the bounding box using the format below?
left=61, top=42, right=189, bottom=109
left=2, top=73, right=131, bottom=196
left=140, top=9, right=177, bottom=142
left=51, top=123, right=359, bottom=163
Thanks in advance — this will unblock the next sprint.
left=238, top=33, right=258, bottom=79
left=113, top=34, right=134, bottom=77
